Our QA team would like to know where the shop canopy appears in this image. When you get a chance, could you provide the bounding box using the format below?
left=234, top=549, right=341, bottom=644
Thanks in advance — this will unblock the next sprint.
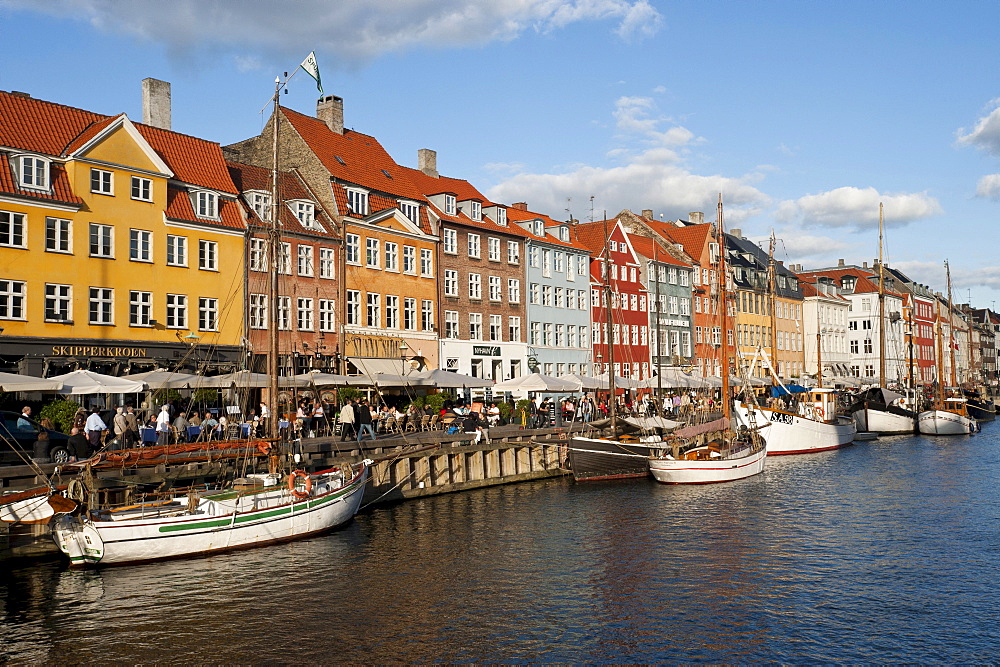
left=47, top=369, right=145, bottom=394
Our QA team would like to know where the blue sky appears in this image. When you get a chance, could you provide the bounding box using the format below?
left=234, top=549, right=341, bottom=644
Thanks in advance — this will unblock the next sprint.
left=3, top=0, right=1000, bottom=308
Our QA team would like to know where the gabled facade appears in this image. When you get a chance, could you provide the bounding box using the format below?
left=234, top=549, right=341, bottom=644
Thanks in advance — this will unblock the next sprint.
left=797, top=263, right=906, bottom=384
left=880, top=265, right=937, bottom=385
left=226, top=97, right=439, bottom=374
left=227, top=161, right=340, bottom=375
left=628, top=233, right=694, bottom=373
left=968, top=308, right=998, bottom=385
left=574, top=219, right=651, bottom=379
left=726, top=231, right=805, bottom=380
left=402, top=154, right=528, bottom=381
left=800, top=279, right=850, bottom=384
left=0, top=90, right=244, bottom=377
left=506, top=203, right=592, bottom=378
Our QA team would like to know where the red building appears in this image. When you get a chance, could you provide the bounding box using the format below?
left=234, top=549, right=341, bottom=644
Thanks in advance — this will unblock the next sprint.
left=573, top=219, right=651, bottom=380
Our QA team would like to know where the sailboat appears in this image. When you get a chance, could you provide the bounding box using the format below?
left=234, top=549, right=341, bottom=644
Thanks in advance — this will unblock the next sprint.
left=733, top=232, right=856, bottom=454
left=850, top=204, right=917, bottom=434
left=647, top=195, right=767, bottom=484
left=51, top=72, right=370, bottom=567
left=917, top=260, right=977, bottom=435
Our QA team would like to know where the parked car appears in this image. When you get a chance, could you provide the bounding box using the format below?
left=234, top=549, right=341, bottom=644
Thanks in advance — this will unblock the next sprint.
left=0, top=411, right=72, bottom=465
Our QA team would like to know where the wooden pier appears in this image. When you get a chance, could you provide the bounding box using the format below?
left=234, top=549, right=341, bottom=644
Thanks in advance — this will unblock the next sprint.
left=0, top=425, right=574, bottom=561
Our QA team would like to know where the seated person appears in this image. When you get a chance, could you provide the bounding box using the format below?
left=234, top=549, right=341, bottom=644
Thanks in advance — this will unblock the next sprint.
left=201, top=412, right=219, bottom=440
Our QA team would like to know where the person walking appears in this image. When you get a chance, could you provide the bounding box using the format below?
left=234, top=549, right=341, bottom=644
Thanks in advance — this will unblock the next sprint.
left=84, top=407, right=108, bottom=452
left=112, top=406, right=128, bottom=450
left=155, top=404, right=172, bottom=446
left=356, top=399, right=375, bottom=443
left=339, top=399, right=356, bottom=441
left=124, top=405, right=140, bottom=447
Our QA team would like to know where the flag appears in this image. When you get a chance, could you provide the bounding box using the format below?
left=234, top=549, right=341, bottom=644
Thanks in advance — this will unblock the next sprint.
left=299, top=51, right=323, bottom=95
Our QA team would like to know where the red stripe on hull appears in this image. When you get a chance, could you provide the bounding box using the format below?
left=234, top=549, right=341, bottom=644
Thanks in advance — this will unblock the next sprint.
left=768, top=443, right=851, bottom=455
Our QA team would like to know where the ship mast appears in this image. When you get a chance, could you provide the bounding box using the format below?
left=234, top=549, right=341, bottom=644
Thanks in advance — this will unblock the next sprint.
left=602, top=213, right=617, bottom=433
left=717, top=195, right=730, bottom=422
left=816, top=297, right=823, bottom=389
left=878, top=203, right=887, bottom=387
left=267, top=77, right=282, bottom=439
left=767, top=231, right=778, bottom=382
left=946, top=260, right=957, bottom=389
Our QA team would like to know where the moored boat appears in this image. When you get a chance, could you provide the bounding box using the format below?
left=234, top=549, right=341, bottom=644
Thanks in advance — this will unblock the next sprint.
left=917, top=398, right=977, bottom=435
left=52, top=462, right=369, bottom=567
left=649, top=438, right=767, bottom=485
left=734, top=387, right=856, bottom=455
left=849, top=387, right=917, bottom=434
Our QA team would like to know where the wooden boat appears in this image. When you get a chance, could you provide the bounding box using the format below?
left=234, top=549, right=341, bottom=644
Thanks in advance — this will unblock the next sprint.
left=917, top=261, right=977, bottom=436
left=52, top=463, right=369, bottom=567
left=734, top=387, right=856, bottom=454
left=646, top=196, right=767, bottom=485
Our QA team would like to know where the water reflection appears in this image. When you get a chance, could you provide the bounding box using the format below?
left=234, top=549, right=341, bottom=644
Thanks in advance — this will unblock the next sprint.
left=3, top=427, right=1000, bottom=662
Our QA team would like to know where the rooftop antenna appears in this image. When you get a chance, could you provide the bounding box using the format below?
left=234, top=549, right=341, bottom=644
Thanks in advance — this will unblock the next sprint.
left=589, top=195, right=596, bottom=223
left=565, top=197, right=572, bottom=223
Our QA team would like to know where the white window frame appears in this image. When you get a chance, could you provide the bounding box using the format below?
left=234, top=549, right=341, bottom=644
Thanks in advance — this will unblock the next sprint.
left=489, top=275, right=502, bottom=302
left=403, top=246, right=416, bottom=274
left=199, top=239, right=219, bottom=271
left=297, top=245, right=314, bottom=277
left=297, top=297, right=314, bottom=331
left=366, top=237, right=380, bottom=268
left=319, top=247, right=335, bottom=279
left=16, top=154, right=50, bottom=190
left=165, top=293, right=187, bottom=329
left=194, top=190, right=219, bottom=219
left=399, top=200, right=419, bottom=224
left=366, top=292, right=381, bottom=327
left=319, top=299, right=336, bottom=332
left=45, top=217, right=71, bottom=253
left=420, top=248, right=433, bottom=276
left=346, top=290, right=361, bottom=326
left=346, top=233, right=360, bottom=264
left=508, top=279, right=520, bottom=304
left=444, top=194, right=457, bottom=216
left=384, top=242, right=399, bottom=272
left=469, top=273, right=482, bottom=300
left=443, top=228, right=458, bottom=254
left=488, top=237, right=501, bottom=261
left=249, top=294, right=268, bottom=329
left=131, top=175, right=153, bottom=202
left=346, top=188, right=369, bottom=216
left=469, top=312, right=483, bottom=340
left=507, top=241, right=520, bottom=264
left=199, top=297, right=219, bottom=331
left=444, top=270, right=458, bottom=297
left=167, top=234, right=188, bottom=267
left=45, top=283, right=72, bottom=322
left=89, top=287, right=114, bottom=325
left=421, top=300, right=434, bottom=332
left=89, top=223, right=113, bottom=258
left=445, top=310, right=459, bottom=339
left=130, top=229, right=153, bottom=263
left=91, top=168, right=113, bottom=195
left=467, top=234, right=481, bottom=259
left=277, top=296, right=291, bottom=330
left=1, top=211, right=27, bottom=249
left=385, top=295, right=399, bottom=330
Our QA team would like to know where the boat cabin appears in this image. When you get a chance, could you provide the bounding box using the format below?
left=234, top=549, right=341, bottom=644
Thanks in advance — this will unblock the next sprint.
left=802, top=387, right=839, bottom=423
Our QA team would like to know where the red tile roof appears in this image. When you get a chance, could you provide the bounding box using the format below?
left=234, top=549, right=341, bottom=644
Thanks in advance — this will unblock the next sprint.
left=627, top=233, right=691, bottom=268
left=164, top=186, right=244, bottom=230
left=401, top=165, right=524, bottom=238
left=227, top=161, right=337, bottom=238
left=797, top=268, right=904, bottom=299
left=0, top=158, right=83, bottom=207
left=0, top=91, right=237, bottom=195
left=281, top=106, right=426, bottom=201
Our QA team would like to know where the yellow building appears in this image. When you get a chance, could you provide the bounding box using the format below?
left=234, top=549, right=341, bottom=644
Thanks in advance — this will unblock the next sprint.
left=0, top=89, right=245, bottom=376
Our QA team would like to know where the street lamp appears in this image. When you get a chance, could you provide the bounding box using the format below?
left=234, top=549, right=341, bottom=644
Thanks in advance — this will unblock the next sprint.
left=398, top=340, right=409, bottom=374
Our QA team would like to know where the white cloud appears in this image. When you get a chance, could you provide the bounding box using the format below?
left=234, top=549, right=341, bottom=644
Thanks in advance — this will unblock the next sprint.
left=774, top=186, right=941, bottom=229
left=6, top=0, right=662, bottom=63
left=487, top=94, right=769, bottom=221
left=956, top=98, right=1000, bottom=157
left=764, top=231, right=851, bottom=259
left=976, top=173, right=1000, bottom=200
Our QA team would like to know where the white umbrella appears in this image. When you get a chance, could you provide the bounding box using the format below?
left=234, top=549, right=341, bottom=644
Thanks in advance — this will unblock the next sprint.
left=594, top=373, right=641, bottom=389
left=0, top=371, right=63, bottom=392
left=493, top=373, right=580, bottom=393
left=121, top=369, right=201, bottom=389
left=47, top=369, right=145, bottom=394
left=558, top=373, right=602, bottom=390
left=294, top=371, right=375, bottom=387
left=640, top=370, right=710, bottom=389
left=191, top=370, right=310, bottom=388
left=414, top=369, right=493, bottom=388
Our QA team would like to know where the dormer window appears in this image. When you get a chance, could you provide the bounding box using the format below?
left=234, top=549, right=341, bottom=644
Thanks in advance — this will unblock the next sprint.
left=533, top=220, right=544, bottom=237
left=841, top=275, right=857, bottom=292
left=248, top=191, right=271, bottom=221
left=293, top=200, right=317, bottom=228
left=193, top=190, right=219, bottom=219
left=399, top=200, right=420, bottom=225
left=559, top=226, right=569, bottom=242
left=444, top=194, right=457, bottom=216
left=496, top=208, right=507, bottom=226
left=346, top=188, right=369, bottom=216
left=470, top=201, right=482, bottom=222
left=14, top=154, right=50, bottom=191
left=709, top=242, right=720, bottom=264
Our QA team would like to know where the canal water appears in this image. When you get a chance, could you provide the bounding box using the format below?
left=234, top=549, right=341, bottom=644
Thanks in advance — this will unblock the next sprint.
left=4, top=424, right=1000, bottom=663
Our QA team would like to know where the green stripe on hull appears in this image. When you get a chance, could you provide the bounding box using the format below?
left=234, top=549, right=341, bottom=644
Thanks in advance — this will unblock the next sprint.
left=157, top=482, right=354, bottom=533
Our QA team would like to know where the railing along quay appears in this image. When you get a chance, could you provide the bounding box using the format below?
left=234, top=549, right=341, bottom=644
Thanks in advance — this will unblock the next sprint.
left=0, top=424, right=574, bottom=561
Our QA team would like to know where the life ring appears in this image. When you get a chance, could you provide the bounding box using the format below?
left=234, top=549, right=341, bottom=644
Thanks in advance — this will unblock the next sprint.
left=288, top=470, right=312, bottom=499
left=816, top=406, right=825, bottom=419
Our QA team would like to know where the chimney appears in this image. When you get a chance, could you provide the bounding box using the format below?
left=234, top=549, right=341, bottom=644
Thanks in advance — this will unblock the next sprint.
left=642, top=209, right=653, bottom=219
left=838, top=258, right=845, bottom=267
left=730, top=227, right=742, bottom=239
left=689, top=211, right=704, bottom=225
left=317, top=95, right=344, bottom=134
left=142, top=78, right=171, bottom=130
left=863, top=261, right=868, bottom=269
left=418, top=148, right=438, bottom=178
left=512, top=202, right=528, bottom=211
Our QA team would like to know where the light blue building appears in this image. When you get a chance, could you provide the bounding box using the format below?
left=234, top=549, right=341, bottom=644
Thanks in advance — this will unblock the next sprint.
left=509, top=205, right=593, bottom=378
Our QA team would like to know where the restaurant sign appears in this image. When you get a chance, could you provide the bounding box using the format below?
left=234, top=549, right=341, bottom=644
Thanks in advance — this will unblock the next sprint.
left=51, top=345, right=148, bottom=357
left=473, top=345, right=501, bottom=356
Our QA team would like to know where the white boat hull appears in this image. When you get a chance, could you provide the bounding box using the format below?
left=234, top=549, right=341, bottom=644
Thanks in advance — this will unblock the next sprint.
left=649, top=444, right=766, bottom=484
left=734, top=403, right=856, bottom=455
left=852, top=407, right=916, bottom=434
left=53, top=466, right=368, bottom=567
left=917, top=410, right=976, bottom=435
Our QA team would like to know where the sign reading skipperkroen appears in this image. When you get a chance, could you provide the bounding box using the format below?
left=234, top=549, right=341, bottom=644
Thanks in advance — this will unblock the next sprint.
left=51, top=346, right=149, bottom=357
